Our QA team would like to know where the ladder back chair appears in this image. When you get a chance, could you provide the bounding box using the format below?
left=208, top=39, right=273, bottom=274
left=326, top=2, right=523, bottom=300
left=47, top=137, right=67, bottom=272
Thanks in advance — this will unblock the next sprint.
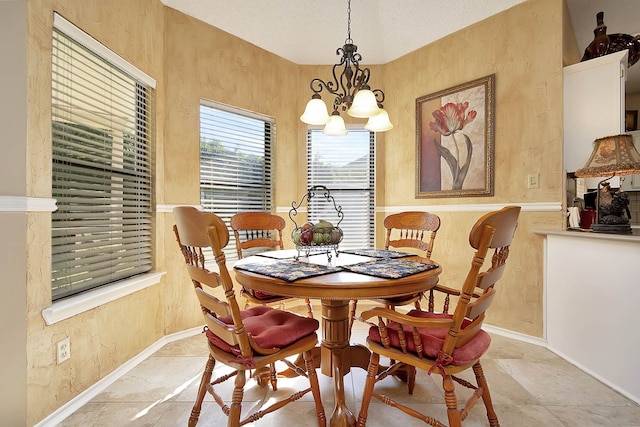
left=349, top=211, right=441, bottom=330
left=231, top=211, right=314, bottom=318
left=173, top=207, right=326, bottom=427
left=356, top=206, right=521, bottom=427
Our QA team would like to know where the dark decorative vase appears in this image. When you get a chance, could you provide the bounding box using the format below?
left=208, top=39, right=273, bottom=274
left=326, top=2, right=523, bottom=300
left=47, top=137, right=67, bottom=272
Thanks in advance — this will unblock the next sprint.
left=581, top=11, right=640, bottom=67
left=581, top=12, right=610, bottom=61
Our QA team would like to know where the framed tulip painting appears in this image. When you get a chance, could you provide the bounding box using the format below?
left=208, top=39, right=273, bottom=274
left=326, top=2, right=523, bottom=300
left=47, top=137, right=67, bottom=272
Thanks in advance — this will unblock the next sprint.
left=415, top=74, right=495, bottom=198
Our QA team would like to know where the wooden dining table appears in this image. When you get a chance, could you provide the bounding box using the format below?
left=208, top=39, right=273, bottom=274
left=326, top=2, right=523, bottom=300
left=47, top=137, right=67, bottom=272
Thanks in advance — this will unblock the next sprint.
left=233, top=249, right=441, bottom=427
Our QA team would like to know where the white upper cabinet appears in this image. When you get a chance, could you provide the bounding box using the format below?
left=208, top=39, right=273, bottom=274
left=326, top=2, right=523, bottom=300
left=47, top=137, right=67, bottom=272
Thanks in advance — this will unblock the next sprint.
left=564, top=51, right=627, bottom=181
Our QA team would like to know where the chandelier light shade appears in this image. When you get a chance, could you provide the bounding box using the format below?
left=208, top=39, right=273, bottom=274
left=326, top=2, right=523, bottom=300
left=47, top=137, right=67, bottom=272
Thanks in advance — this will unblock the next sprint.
left=299, top=95, right=330, bottom=125
left=323, top=113, right=348, bottom=136
left=365, top=108, right=393, bottom=132
left=347, top=86, right=380, bottom=118
left=300, top=0, right=392, bottom=135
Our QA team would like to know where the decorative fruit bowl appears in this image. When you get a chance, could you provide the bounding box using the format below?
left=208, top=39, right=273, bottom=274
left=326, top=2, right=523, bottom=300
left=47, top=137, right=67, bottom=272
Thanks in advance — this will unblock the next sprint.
left=292, top=221, right=343, bottom=244
left=289, top=186, right=344, bottom=260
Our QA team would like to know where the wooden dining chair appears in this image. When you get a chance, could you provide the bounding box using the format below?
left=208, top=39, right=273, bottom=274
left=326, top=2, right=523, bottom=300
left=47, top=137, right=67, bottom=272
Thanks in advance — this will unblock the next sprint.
left=231, top=211, right=314, bottom=318
left=349, top=211, right=441, bottom=330
left=356, top=206, right=521, bottom=427
left=173, top=207, right=326, bottom=427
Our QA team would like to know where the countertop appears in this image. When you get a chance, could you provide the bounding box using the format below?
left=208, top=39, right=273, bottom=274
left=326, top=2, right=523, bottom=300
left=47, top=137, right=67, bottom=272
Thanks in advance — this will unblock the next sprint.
left=533, top=227, right=640, bottom=242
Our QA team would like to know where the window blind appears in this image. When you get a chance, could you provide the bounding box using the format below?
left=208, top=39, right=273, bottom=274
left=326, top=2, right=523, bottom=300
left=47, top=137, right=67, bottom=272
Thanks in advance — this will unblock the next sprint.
left=307, top=129, right=375, bottom=249
left=51, top=15, right=155, bottom=300
left=200, top=102, right=274, bottom=259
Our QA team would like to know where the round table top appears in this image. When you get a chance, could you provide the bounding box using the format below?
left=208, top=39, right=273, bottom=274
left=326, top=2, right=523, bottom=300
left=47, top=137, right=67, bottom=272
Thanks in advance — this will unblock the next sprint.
left=233, top=250, right=441, bottom=301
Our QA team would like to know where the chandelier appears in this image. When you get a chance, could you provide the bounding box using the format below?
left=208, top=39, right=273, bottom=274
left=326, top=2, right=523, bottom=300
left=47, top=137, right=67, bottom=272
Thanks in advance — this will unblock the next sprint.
left=299, top=0, right=393, bottom=135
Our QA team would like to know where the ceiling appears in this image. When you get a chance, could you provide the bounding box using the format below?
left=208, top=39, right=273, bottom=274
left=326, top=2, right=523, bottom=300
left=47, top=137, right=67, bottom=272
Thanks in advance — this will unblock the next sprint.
left=161, top=0, right=640, bottom=93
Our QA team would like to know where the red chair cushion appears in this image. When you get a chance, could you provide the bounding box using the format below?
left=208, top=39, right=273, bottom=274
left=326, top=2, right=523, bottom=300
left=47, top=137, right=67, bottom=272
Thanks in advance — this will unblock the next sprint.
left=206, top=306, right=319, bottom=355
left=253, top=290, right=279, bottom=300
left=382, top=292, right=422, bottom=304
left=368, top=310, right=490, bottom=366
left=244, top=287, right=281, bottom=300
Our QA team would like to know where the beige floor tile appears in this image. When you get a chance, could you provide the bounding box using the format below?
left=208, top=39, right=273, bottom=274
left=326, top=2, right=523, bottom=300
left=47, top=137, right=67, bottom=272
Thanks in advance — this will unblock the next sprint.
left=58, top=402, right=166, bottom=426
left=484, top=333, right=559, bottom=361
left=487, top=404, right=566, bottom=427
left=91, top=356, right=207, bottom=403
left=152, top=333, right=208, bottom=357
left=55, top=316, right=640, bottom=427
left=545, top=404, right=640, bottom=427
left=150, top=401, right=223, bottom=427
left=496, top=358, right=635, bottom=407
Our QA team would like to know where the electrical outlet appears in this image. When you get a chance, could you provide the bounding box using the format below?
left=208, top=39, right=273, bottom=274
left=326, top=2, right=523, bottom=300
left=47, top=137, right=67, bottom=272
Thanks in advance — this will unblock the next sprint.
left=57, top=337, right=70, bottom=364
left=527, top=173, right=539, bottom=189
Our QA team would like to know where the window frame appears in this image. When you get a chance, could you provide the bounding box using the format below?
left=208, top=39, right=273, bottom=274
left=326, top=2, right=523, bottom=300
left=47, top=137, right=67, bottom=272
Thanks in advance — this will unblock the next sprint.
left=306, top=128, right=375, bottom=249
left=199, top=101, right=275, bottom=261
left=50, top=13, right=156, bottom=301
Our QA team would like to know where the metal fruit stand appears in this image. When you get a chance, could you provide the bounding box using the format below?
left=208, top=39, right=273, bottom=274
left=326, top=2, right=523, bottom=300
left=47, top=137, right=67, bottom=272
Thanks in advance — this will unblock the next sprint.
left=289, top=185, right=344, bottom=260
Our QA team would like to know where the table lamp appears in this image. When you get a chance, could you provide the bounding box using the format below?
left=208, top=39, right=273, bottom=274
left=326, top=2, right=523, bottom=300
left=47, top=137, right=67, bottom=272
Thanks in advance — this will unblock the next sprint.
left=575, top=134, right=640, bottom=234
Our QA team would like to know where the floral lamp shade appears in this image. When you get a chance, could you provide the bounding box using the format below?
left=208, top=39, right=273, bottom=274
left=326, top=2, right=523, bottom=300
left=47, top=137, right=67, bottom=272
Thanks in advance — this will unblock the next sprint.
left=575, top=134, right=640, bottom=178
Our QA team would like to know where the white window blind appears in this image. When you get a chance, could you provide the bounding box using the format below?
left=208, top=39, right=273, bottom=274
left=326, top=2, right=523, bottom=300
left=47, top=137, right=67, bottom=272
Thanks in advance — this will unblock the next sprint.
left=200, top=102, right=274, bottom=259
left=307, top=129, right=375, bottom=249
left=51, top=14, right=155, bottom=300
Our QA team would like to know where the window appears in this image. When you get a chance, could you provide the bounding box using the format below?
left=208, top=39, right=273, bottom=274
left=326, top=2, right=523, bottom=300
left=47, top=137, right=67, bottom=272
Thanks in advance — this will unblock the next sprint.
left=51, top=14, right=155, bottom=300
left=199, top=102, right=274, bottom=259
left=307, top=129, right=375, bottom=249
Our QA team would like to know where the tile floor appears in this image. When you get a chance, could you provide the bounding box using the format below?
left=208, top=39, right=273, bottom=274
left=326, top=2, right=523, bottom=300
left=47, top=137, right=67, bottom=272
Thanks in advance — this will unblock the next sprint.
left=58, top=305, right=640, bottom=427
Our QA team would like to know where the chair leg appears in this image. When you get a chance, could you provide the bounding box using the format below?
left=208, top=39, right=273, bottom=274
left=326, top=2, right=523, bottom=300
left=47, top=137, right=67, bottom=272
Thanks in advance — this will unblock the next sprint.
left=349, top=299, right=358, bottom=334
left=228, top=370, right=246, bottom=427
left=269, top=363, right=278, bottom=391
left=356, top=352, right=380, bottom=427
left=305, top=298, right=314, bottom=318
left=189, top=355, right=215, bottom=427
left=443, top=374, right=462, bottom=427
left=303, top=349, right=327, bottom=427
left=473, top=361, right=500, bottom=427
left=406, top=365, right=416, bottom=395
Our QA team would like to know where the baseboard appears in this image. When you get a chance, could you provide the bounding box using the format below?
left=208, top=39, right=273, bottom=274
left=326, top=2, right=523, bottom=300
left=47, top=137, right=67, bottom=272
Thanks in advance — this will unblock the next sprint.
left=482, top=324, right=548, bottom=347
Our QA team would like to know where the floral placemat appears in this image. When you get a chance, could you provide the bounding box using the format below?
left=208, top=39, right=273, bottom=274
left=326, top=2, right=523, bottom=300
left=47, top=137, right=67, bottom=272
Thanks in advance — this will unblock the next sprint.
left=255, top=249, right=298, bottom=259
left=234, top=260, right=343, bottom=282
left=339, top=248, right=414, bottom=258
left=342, top=258, right=438, bottom=279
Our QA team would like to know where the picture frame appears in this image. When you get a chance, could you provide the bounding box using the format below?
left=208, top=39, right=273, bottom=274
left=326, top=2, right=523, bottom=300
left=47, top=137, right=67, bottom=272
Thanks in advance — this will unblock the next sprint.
left=625, top=110, right=638, bottom=131
left=415, top=74, right=495, bottom=198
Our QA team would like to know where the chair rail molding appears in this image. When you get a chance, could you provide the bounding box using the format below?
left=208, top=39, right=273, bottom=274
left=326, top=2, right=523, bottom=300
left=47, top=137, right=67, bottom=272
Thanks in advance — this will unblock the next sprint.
left=0, top=196, right=57, bottom=212
left=376, top=202, right=560, bottom=213
left=277, top=202, right=559, bottom=214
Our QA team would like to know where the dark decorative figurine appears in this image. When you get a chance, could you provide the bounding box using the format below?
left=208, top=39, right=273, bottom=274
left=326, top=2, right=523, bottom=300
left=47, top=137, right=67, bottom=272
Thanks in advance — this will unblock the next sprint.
left=581, top=11, right=640, bottom=67
left=598, top=182, right=631, bottom=225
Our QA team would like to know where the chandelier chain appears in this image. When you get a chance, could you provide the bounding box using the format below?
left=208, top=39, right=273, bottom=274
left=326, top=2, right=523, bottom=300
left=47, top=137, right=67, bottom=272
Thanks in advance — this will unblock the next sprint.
left=346, top=0, right=352, bottom=44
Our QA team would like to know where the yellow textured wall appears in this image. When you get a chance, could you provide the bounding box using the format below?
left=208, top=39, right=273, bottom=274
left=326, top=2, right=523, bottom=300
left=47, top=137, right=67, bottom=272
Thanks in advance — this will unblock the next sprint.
left=374, top=0, right=566, bottom=336
left=25, top=1, right=167, bottom=425
left=21, top=0, right=569, bottom=423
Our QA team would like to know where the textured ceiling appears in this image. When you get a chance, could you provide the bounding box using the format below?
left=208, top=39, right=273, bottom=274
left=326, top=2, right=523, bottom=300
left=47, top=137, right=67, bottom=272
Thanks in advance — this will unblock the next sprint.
left=160, top=0, right=525, bottom=64
left=161, top=0, right=640, bottom=92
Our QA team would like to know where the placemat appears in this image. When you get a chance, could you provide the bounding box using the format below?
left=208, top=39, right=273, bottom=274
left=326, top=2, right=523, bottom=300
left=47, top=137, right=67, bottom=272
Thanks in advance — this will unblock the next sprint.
left=339, top=248, right=414, bottom=258
left=342, top=258, right=438, bottom=279
left=255, top=249, right=298, bottom=259
left=234, top=260, right=343, bottom=282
